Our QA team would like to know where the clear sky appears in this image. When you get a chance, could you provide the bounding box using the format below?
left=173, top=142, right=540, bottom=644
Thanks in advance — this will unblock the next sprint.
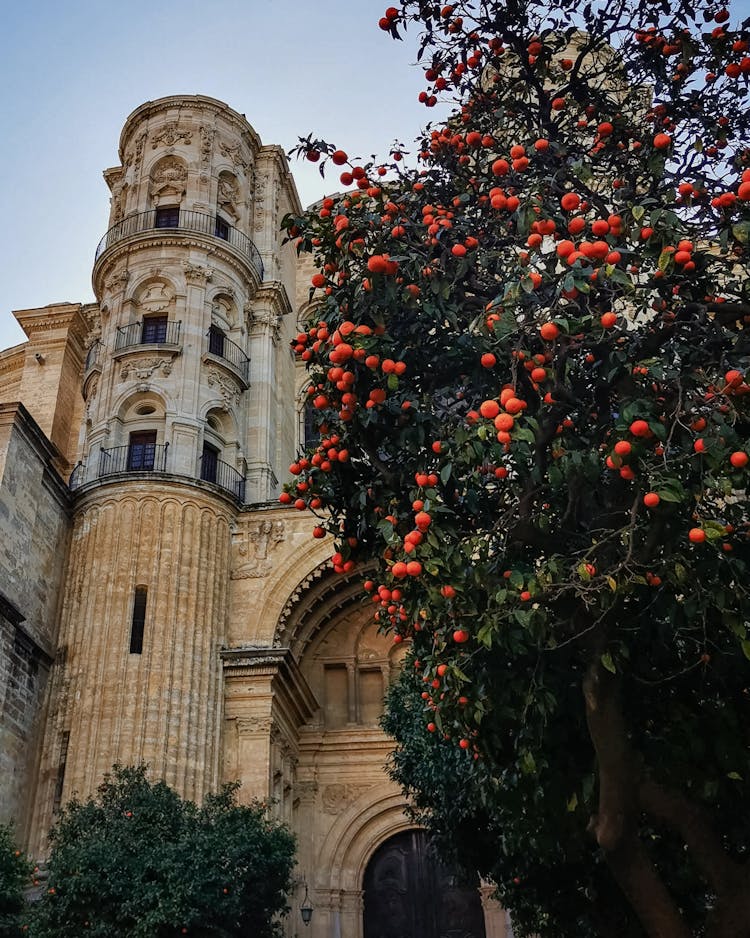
left=0, top=0, right=447, bottom=350
left=1, top=1, right=749, bottom=351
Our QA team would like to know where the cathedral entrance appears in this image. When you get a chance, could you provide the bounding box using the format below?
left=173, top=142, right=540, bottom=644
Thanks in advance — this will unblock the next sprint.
left=363, top=830, right=487, bottom=938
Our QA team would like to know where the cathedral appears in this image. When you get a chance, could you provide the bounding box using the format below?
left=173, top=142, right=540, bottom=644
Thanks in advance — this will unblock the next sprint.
left=0, top=95, right=509, bottom=938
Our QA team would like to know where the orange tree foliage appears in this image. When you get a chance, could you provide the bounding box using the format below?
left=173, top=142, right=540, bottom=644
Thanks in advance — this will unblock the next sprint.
left=283, top=2, right=750, bottom=936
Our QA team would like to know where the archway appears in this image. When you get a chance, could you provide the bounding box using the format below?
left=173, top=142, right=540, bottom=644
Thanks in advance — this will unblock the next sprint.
left=363, top=829, right=487, bottom=938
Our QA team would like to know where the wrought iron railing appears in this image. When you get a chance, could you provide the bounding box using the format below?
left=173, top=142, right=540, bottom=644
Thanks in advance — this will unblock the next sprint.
left=205, top=328, right=250, bottom=384
left=199, top=455, right=246, bottom=502
left=84, top=340, right=103, bottom=373
left=94, top=209, right=264, bottom=281
left=98, top=443, right=169, bottom=477
left=114, top=320, right=182, bottom=351
left=68, top=463, right=86, bottom=490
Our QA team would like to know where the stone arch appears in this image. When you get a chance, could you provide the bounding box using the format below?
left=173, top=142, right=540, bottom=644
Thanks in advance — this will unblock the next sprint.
left=148, top=154, right=188, bottom=207
left=110, top=389, right=169, bottom=450
left=208, top=289, right=239, bottom=332
left=201, top=404, right=242, bottom=473
left=315, top=791, right=414, bottom=894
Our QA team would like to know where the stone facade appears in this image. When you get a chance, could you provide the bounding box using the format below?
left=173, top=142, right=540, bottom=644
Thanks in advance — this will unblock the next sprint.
left=0, top=95, right=509, bottom=937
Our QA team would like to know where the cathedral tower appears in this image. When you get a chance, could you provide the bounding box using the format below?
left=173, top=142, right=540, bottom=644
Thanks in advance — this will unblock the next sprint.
left=28, top=95, right=301, bottom=854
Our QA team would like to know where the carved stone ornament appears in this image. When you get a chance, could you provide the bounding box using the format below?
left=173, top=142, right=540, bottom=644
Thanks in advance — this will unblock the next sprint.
left=253, top=173, right=268, bottom=232
left=321, top=783, right=371, bottom=815
left=150, top=157, right=188, bottom=204
left=120, top=357, right=173, bottom=381
left=199, top=126, right=214, bottom=170
left=206, top=367, right=240, bottom=410
left=219, top=139, right=250, bottom=173
left=237, top=715, right=273, bottom=735
left=231, top=519, right=285, bottom=579
left=246, top=306, right=282, bottom=343
left=218, top=174, right=240, bottom=220
left=126, top=131, right=147, bottom=174
left=105, top=269, right=130, bottom=293
left=151, top=122, right=193, bottom=149
left=183, top=262, right=213, bottom=285
left=138, top=281, right=174, bottom=314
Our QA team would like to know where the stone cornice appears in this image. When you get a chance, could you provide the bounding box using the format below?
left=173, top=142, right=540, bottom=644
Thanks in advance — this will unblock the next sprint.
left=14, top=304, right=89, bottom=345
left=119, top=95, right=262, bottom=164
left=0, top=344, right=26, bottom=378
left=252, top=281, right=293, bottom=318
left=221, top=645, right=318, bottom=726
left=93, top=232, right=262, bottom=300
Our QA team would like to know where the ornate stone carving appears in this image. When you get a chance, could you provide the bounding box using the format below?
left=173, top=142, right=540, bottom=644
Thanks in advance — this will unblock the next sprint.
left=321, top=783, right=371, bottom=815
left=218, top=173, right=240, bottom=220
left=219, top=139, right=249, bottom=172
left=138, top=281, right=174, bottom=314
left=237, top=715, right=272, bottom=735
left=206, top=368, right=240, bottom=409
left=151, top=122, right=192, bottom=149
left=253, top=173, right=268, bottom=232
left=246, top=305, right=282, bottom=343
left=183, top=262, right=213, bottom=285
left=105, top=270, right=130, bottom=293
left=231, top=519, right=285, bottom=579
left=199, top=126, right=214, bottom=180
left=126, top=131, right=147, bottom=174
left=149, top=156, right=188, bottom=204
left=120, top=357, right=173, bottom=381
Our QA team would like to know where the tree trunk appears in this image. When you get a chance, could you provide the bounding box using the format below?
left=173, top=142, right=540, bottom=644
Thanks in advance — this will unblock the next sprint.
left=583, top=658, right=692, bottom=938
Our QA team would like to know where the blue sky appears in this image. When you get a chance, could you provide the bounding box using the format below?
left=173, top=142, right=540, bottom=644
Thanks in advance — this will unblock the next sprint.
left=0, top=0, right=440, bottom=348
left=1, top=1, right=749, bottom=350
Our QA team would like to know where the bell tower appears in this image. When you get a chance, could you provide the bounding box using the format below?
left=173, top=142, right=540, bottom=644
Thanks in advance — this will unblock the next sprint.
left=28, top=96, right=301, bottom=854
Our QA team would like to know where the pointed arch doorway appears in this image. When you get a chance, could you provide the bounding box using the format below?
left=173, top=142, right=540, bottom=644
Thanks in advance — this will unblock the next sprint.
left=363, top=829, right=487, bottom=938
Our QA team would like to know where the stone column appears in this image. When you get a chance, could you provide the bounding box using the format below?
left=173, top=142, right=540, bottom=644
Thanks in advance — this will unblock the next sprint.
left=245, top=284, right=289, bottom=501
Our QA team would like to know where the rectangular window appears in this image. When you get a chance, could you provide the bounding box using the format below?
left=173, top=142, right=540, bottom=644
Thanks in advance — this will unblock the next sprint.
left=201, top=444, right=219, bottom=484
left=208, top=325, right=225, bottom=358
left=141, top=315, right=168, bottom=344
left=127, top=431, right=157, bottom=471
left=130, top=587, right=147, bottom=654
left=155, top=206, right=180, bottom=228
left=214, top=216, right=230, bottom=240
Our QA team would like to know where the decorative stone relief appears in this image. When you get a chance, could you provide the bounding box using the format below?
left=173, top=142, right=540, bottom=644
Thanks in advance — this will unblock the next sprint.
left=231, top=519, right=285, bottom=579
left=219, top=139, right=250, bottom=173
left=149, top=156, right=188, bottom=205
left=84, top=374, right=99, bottom=409
left=105, top=269, right=130, bottom=293
left=321, top=784, right=372, bottom=815
left=218, top=172, right=240, bottom=221
left=184, top=262, right=213, bottom=285
left=253, top=173, right=268, bottom=232
left=199, top=126, right=214, bottom=180
left=120, top=357, right=173, bottom=381
left=237, top=716, right=273, bottom=735
left=151, top=122, right=193, bottom=148
left=206, top=368, right=240, bottom=410
left=138, top=280, right=174, bottom=314
left=247, top=306, right=282, bottom=343
left=125, top=131, right=147, bottom=175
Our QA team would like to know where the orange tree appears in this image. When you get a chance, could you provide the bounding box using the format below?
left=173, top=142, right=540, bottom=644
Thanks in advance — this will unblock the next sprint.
left=30, top=766, right=295, bottom=938
left=282, top=2, right=750, bottom=936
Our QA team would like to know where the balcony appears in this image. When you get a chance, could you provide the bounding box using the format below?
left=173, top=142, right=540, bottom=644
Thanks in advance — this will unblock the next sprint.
left=84, top=340, right=103, bottom=373
left=199, top=454, right=246, bottom=502
left=69, top=445, right=246, bottom=504
left=94, top=209, right=264, bottom=281
left=204, top=327, right=250, bottom=386
left=114, top=319, right=182, bottom=353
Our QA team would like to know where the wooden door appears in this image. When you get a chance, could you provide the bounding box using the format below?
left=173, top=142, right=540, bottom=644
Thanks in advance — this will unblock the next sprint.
left=363, top=830, right=487, bottom=938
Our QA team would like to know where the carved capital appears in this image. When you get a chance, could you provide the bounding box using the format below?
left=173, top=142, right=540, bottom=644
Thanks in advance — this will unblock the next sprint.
left=120, top=357, right=173, bottom=381
left=206, top=367, right=240, bottom=410
left=184, top=262, right=213, bottom=286
left=105, top=270, right=130, bottom=292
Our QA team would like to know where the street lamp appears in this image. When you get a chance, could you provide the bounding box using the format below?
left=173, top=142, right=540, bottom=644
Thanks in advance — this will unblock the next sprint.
left=300, top=882, right=314, bottom=926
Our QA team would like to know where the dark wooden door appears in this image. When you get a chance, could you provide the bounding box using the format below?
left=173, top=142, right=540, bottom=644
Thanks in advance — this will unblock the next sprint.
left=127, top=430, right=157, bottom=471
left=363, top=830, right=487, bottom=938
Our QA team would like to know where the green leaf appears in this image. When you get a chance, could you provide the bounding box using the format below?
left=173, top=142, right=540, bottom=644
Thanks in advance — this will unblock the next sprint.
left=567, top=792, right=579, bottom=812
left=387, top=373, right=399, bottom=391
left=601, top=652, right=616, bottom=674
left=632, top=205, right=645, bottom=222
left=732, top=222, right=750, bottom=245
left=440, top=462, right=453, bottom=484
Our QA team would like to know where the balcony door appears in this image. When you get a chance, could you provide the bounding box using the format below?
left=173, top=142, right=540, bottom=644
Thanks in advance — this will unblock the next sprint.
left=200, top=443, right=219, bottom=484
left=141, top=315, right=168, bottom=344
left=127, top=431, right=157, bottom=471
